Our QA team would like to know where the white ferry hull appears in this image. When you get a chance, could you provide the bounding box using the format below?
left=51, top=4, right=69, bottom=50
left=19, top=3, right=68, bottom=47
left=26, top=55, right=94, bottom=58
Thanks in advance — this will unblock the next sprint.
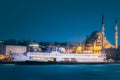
left=11, top=52, right=106, bottom=62
left=26, top=52, right=106, bottom=62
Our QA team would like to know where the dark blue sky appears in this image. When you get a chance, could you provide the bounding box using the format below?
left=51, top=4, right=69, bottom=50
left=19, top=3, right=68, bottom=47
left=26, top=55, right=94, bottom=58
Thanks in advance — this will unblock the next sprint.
left=0, top=0, right=120, bottom=45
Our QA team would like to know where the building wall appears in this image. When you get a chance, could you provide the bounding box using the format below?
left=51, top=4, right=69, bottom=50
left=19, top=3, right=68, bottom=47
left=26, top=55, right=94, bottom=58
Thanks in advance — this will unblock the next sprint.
left=6, top=45, right=26, bottom=55
left=76, top=31, right=115, bottom=54
left=0, top=45, right=26, bottom=55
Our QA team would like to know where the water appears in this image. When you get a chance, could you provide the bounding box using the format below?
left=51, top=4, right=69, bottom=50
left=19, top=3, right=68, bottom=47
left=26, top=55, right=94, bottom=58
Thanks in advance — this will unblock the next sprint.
left=0, top=64, right=120, bottom=80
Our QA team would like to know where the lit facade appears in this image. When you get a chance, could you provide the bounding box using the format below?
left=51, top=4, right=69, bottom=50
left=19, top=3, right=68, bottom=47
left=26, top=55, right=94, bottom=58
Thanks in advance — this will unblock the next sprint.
left=76, top=31, right=115, bottom=54
left=76, top=15, right=118, bottom=54
left=0, top=45, right=27, bottom=55
left=28, top=43, right=41, bottom=52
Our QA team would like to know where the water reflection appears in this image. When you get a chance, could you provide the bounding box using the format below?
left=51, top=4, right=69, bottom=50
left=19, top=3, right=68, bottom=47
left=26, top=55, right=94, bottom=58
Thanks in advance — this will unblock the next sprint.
left=0, top=64, right=120, bottom=80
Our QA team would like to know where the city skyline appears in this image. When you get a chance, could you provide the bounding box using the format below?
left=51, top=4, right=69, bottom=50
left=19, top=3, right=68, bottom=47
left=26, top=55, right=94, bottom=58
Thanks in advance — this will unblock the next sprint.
left=0, top=0, right=120, bottom=45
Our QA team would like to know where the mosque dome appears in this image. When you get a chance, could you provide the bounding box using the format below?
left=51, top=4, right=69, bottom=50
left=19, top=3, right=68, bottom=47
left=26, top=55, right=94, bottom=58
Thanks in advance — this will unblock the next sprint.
left=85, top=31, right=102, bottom=44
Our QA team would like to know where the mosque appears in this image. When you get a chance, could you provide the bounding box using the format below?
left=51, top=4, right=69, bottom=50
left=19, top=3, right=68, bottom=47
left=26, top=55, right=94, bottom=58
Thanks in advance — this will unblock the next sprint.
left=76, top=15, right=119, bottom=55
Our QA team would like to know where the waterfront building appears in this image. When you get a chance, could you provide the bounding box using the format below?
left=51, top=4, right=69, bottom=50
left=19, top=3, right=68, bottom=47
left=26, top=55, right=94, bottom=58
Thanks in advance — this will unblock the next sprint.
left=0, top=45, right=27, bottom=55
left=0, top=55, right=5, bottom=61
left=76, top=15, right=118, bottom=54
left=28, top=42, right=41, bottom=52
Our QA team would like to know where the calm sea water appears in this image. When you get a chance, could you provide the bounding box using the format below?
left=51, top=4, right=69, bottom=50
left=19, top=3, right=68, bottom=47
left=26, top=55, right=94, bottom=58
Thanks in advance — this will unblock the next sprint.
left=0, top=64, right=120, bottom=80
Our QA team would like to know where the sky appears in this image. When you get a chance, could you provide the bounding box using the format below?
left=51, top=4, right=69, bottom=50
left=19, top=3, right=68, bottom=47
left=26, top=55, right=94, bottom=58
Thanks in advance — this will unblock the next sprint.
left=0, top=0, right=120, bottom=45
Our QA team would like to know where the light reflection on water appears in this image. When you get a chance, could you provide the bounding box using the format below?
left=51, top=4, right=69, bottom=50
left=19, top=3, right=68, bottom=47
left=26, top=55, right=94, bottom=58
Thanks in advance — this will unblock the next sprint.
left=0, top=64, right=120, bottom=80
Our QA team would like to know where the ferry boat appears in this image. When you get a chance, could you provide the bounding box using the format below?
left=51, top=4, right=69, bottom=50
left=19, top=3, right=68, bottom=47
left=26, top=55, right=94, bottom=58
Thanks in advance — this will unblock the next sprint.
left=11, top=51, right=107, bottom=63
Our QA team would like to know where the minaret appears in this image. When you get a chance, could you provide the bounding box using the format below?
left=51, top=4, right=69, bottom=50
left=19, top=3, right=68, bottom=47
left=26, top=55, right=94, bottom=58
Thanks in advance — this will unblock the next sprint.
left=115, top=19, right=118, bottom=48
left=102, top=14, right=105, bottom=49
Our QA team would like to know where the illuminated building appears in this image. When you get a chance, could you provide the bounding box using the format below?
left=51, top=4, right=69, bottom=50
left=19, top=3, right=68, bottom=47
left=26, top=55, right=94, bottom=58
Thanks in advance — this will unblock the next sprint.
left=28, top=43, right=41, bottom=52
left=0, top=45, right=27, bottom=55
left=76, top=15, right=118, bottom=54
left=0, top=45, right=26, bottom=61
left=0, top=55, right=5, bottom=61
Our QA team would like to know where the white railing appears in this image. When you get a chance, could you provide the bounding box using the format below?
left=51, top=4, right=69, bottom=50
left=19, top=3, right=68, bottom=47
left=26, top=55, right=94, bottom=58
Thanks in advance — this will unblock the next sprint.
left=27, top=52, right=106, bottom=59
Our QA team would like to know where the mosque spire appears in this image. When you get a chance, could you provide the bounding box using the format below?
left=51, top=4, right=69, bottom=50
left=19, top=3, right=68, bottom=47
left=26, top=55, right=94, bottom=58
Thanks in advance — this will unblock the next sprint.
left=102, top=13, right=105, bottom=49
left=115, top=18, right=118, bottom=48
left=102, top=13, right=104, bottom=24
left=102, top=13, right=105, bottom=36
